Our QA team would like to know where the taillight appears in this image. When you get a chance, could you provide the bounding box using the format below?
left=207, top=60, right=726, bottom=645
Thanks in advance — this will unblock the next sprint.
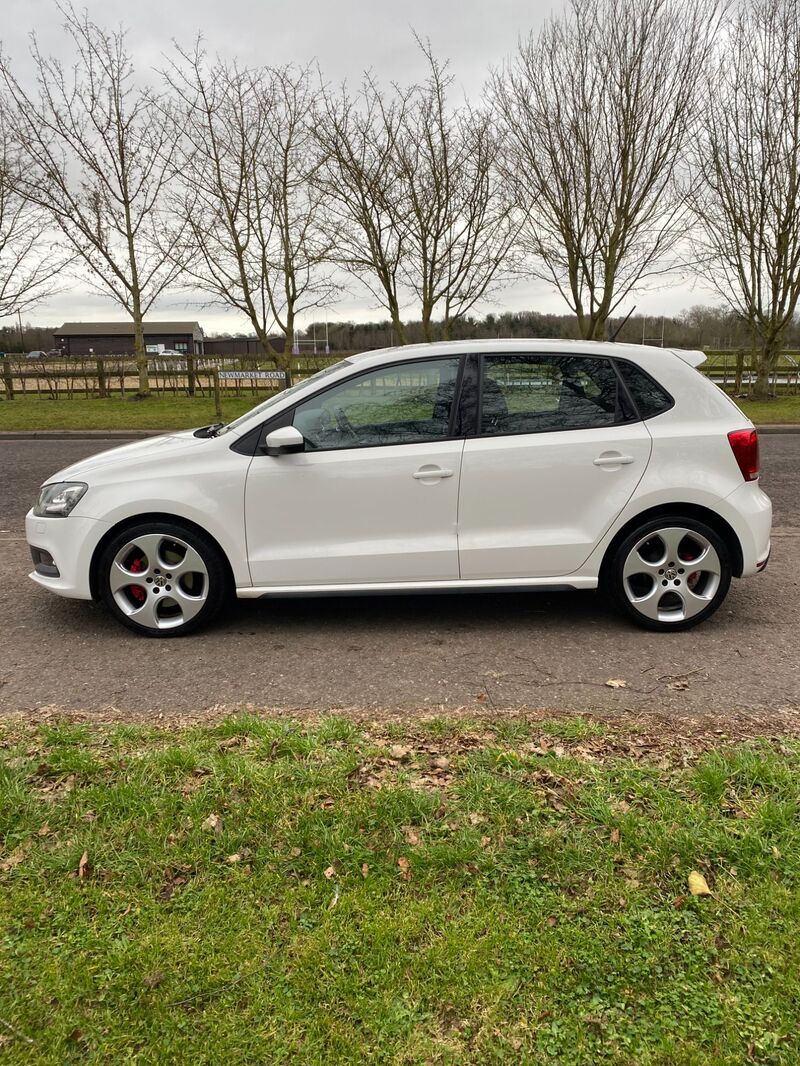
left=728, top=429, right=759, bottom=482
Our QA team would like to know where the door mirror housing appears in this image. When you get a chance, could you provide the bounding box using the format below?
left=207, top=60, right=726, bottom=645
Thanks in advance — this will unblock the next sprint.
left=264, top=425, right=305, bottom=456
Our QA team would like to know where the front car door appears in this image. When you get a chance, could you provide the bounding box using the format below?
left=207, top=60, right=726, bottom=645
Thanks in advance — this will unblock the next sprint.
left=457, top=353, right=652, bottom=579
left=244, top=356, right=465, bottom=587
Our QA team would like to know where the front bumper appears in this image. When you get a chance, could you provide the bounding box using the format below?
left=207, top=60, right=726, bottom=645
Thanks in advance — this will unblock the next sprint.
left=25, top=510, right=109, bottom=600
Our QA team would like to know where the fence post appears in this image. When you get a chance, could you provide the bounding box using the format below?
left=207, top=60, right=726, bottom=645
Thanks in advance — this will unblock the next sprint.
left=187, top=354, right=196, bottom=397
left=212, top=369, right=222, bottom=419
left=96, top=359, right=107, bottom=398
left=284, top=369, right=292, bottom=389
left=733, top=350, right=744, bottom=395
left=1, top=358, right=13, bottom=400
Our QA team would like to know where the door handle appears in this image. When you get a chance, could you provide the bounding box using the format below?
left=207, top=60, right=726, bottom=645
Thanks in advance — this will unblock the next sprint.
left=593, top=454, right=635, bottom=467
left=413, top=466, right=454, bottom=480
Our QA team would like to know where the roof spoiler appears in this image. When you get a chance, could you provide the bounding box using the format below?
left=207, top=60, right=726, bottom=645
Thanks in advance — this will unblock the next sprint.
left=671, top=348, right=706, bottom=368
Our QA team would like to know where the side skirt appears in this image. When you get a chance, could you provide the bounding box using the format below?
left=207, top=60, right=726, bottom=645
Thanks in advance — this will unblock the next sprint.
left=235, top=577, right=598, bottom=600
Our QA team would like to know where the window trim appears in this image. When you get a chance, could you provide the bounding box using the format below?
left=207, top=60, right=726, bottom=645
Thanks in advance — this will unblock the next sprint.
left=231, top=354, right=468, bottom=456
left=472, top=353, right=642, bottom=439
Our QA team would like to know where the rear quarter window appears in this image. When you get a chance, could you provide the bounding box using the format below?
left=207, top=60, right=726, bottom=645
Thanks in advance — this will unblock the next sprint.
left=616, top=360, right=674, bottom=420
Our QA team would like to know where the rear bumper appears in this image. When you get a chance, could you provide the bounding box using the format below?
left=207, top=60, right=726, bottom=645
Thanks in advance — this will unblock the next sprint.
left=720, top=481, right=772, bottom=577
left=25, top=510, right=109, bottom=600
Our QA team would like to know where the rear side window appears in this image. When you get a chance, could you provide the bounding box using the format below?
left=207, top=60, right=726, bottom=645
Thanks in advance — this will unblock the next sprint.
left=615, top=360, right=674, bottom=420
left=479, top=355, right=634, bottom=435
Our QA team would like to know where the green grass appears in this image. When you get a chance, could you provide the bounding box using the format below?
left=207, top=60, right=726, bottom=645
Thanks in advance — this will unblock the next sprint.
left=0, top=395, right=271, bottom=431
left=2, top=391, right=800, bottom=431
left=732, top=396, right=800, bottom=424
left=1, top=714, right=799, bottom=1064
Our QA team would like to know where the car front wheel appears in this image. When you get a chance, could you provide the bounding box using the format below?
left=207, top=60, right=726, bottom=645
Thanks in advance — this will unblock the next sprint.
left=98, top=521, right=229, bottom=637
left=608, top=517, right=732, bottom=631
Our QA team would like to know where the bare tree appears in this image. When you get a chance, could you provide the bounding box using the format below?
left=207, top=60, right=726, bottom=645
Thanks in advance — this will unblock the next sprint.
left=167, top=49, right=337, bottom=366
left=316, top=76, right=411, bottom=343
left=318, top=47, right=518, bottom=344
left=493, top=0, right=720, bottom=340
left=691, top=0, right=800, bottom=399
left=0, top=6, right=186, bottom=394
left=396, top=45, right=519, bottom=341
left=0, top=101, right=68, bottom=320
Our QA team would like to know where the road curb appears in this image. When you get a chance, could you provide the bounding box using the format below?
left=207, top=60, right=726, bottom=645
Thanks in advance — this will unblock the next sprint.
left=0, top=429, right=164, bottom=439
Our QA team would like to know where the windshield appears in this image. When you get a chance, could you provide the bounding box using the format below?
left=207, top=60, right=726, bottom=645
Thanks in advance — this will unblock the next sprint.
left=216, top=359, right=352, bottom=435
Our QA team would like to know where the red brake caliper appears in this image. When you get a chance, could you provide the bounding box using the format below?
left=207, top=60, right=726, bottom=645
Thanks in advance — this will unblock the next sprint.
left=128, top=554, right=146, bottom=603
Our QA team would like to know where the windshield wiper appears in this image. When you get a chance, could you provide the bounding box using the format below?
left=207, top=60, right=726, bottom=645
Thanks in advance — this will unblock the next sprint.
left=193, top=422, right=225, bottom=438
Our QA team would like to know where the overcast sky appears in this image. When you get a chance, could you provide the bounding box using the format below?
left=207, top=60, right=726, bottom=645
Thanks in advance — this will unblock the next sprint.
left=2, top=0, right=717, bottom=334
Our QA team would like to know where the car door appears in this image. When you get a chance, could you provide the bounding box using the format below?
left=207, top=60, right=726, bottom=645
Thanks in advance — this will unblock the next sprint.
left=244, top=356, right=465, bottom=587
left=457, top=353, right=652, bottom=579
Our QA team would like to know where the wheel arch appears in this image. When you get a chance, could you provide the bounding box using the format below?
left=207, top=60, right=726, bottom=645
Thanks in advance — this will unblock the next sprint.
left=599, top=503, right=744, bottom=584
left=89, top=512, right=236, bottom=601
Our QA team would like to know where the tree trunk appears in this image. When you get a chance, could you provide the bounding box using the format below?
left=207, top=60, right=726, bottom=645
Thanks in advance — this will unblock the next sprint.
left=752, top=338, right=779, bottom=400
left=390, top=307, right=407, bottom=346
left=132, top=298, right=150, bottom=398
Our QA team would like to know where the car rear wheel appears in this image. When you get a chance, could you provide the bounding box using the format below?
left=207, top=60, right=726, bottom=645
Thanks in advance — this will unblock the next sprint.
left=608, top=516, right=732, bottom=631
left=98, top=521, right=229, bottom=637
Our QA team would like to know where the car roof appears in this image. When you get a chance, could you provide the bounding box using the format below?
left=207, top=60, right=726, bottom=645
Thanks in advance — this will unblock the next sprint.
left=349, top=338, right=706, bottom=368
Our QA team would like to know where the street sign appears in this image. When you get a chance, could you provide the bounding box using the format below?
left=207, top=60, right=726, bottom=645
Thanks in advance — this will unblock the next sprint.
left=218, top=370, right=288, bottom=381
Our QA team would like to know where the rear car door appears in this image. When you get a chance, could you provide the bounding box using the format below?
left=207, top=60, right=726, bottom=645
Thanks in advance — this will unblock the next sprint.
left=457, top=353, right=652, bottom=579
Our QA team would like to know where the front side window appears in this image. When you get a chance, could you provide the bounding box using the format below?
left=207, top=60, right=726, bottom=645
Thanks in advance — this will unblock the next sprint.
left=480, top=355, right=631, bottom=435
left=292, top=358, right=461, bottom=450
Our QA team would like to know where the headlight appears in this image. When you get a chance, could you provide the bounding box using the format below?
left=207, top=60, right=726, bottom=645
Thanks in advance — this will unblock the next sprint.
left=33, top=482, right=88, bottom=517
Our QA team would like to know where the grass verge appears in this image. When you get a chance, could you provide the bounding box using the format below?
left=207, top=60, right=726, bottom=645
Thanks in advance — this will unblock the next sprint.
left=0, top=395, right=269, bottom=431
left=1, top=713, right=798, bottom=1064
left=1, top=392, right=800, bottom=431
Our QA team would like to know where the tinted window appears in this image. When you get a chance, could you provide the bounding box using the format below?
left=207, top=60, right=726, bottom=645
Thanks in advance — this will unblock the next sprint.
left=616, top=361, right=674, bottom=419
left=480, top=355, right=630, bottom=435
left=292, top=358, right=460, bottom=450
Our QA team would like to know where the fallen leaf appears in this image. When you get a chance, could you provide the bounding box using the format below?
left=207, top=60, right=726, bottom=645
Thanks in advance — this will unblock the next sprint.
left=546, top=915, right=557, bottom=927
left=323, top=865, right=336, bottom=880
left=225, top=853, right=241, bottom=864
left=480, top=836, right=492, bottom=848
left=397, top=856, right=411, bottom=880
left=289, top=847, right=302, bottom=858
left=610, top=828, right=621, bottom=845
left=0, top=845, right=27, bottom=872
left=668, top=679, right=690, bottom=691
left=404, top=828, right=421, bottom=846
left=37, top=822, right=51, bottom=837
left=78, top=850, right=89, bottom=879
left=688, top=870, right=712, bottom=896
left=772, top=846, right=782, bottom=860
left=475, top=693, right=488, bottom=704
left=142, top=970, right=164, bottom=989
left=361, top=863, right=369, bottom=878
left=432, top=756, right=450, bottom=770
left=389, top=744, right=410, bottom=760
left=469, top=813, right=486, bottom=826
left=201, top=813, right=222, bottom=835
left=605, top=679, right=627, bottom=689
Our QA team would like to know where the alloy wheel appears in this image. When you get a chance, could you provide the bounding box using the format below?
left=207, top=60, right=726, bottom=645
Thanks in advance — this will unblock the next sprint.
left=109, top=532, right=209, bottom=631
left=622, top=526, right=722, bottom=624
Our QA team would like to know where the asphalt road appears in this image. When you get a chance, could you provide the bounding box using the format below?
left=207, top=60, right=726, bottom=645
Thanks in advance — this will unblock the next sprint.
left=1, top=436, right=798, bottom=718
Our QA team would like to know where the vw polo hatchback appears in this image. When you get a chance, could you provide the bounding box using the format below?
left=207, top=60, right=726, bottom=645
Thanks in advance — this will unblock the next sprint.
left=26, top=340, right=772, bottom=637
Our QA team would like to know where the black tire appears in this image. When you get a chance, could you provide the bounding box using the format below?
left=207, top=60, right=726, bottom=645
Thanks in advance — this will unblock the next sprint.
left=606, top=515, right=732, bottom=631
left=98, top=520, right=230, bottom=638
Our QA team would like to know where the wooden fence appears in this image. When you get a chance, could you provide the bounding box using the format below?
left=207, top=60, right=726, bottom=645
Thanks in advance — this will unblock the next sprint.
left=1, top=348, right=799, bottom=403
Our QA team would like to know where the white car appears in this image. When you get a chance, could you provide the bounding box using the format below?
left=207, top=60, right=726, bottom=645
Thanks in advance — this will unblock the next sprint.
left=26, top=340, right=772, bottom=637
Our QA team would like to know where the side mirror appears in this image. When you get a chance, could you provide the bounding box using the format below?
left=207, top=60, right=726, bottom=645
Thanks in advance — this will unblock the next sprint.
left=264, top=425, right=305, bottom=456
